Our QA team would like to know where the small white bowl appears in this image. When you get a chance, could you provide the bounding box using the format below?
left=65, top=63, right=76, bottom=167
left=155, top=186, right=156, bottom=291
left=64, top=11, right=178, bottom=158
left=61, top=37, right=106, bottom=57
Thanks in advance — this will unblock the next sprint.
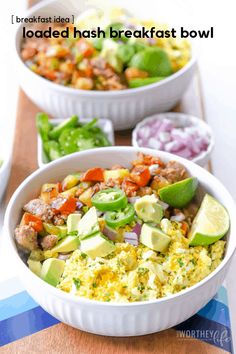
left=0, top=155, right=11, bottom=202
left=132, top=112, right=214, bottom=167
left=38, top=117, right=115, bottom=167
left=15, top=0, right=197, bottom=130
left=4, top=147, right=236, bottom=337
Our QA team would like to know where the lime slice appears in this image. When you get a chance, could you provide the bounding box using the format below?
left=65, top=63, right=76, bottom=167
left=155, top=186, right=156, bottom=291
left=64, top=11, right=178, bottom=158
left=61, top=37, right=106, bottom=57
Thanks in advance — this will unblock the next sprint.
left=189, top=194, right=230, bottom=246
left=159, top=177, right=198, bottom=208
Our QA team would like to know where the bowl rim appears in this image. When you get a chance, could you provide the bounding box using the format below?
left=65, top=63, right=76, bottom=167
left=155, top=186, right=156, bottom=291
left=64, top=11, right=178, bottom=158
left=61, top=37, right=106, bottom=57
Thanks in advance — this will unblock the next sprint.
left=4, top=146, right=236, bottom=307
left=132, top=112, right=215, bottom=164
left=15, top=0, right=197, bottom=97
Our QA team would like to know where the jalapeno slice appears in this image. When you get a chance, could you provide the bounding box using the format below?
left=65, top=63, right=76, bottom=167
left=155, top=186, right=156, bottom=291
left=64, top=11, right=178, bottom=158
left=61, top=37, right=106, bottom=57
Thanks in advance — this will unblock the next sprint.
left=92, top=188, right=127, bottom=211
left=105, top=204, right=135, bottom=228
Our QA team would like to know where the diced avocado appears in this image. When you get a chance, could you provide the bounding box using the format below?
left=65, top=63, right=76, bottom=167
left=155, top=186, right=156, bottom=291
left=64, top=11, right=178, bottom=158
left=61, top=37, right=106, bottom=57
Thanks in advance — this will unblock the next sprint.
left=117, top=44, right=135, bottom=63
left=29, top=249, right=45, bottom=261
left=67, top=213, right=81, bottom=234
left=27, top=259, right=42, bottom=277
left=43, top=223, right=67, bottom=239
left=140, top=223, right=171, bottom=252
left=49, top=115, right=78, bottom=140
left=134, top=195, right=163, bottom=223
left=62, top=173, right=82, bottom=190
left=104, top=169, right=129, bottom=182
left=100, top=39, right=123, bottom=73
left=41, top=258, right=65, bottom=287
left=80, top=232, right=115, bottom=259
left=51, top=235, right=80, bottom=253
left=78, top=206, right=100, bottom=239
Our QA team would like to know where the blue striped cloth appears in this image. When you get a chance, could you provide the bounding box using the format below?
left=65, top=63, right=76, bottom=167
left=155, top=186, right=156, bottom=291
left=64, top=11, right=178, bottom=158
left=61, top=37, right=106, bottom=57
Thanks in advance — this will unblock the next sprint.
left=0, top=278, right=233, bottom=352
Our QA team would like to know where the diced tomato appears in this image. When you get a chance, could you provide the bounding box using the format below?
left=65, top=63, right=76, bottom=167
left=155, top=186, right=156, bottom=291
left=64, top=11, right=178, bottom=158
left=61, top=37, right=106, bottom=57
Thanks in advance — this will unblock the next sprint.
left=122, top=178, right=139, bottom=197
left=20, top=213, right=43, bottom=232
left=181, top=222, right=189, bottom=236
left=81, top=168, right=104, bottom=182
left=130, top=166, right=151, bottom=187
left=51, top=197, right=77, bottom=214
left=77, top=39, right=95, bottom=58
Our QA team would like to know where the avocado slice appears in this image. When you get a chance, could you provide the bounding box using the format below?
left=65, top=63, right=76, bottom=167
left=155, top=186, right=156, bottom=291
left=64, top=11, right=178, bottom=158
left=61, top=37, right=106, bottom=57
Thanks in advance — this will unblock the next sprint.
left=80, top=232, right=115, bottom=259
left=128, top=77, right=164, bottom=88
left=140, top=223, right=171, bottom=252
left=27, top=259, right=42, bottom=277
left=51, top=235, right=80, bottom=253
left=41, top=258, right=65, bottom=287
left=134, top=195, right=163, bottom=223
left=67, top=213, right=81, bottom=234
left=78, top=206, right=100, bottom=239
left=129, top=47, right=172, bottom=77
left=43, top=223, right=67, bottom=239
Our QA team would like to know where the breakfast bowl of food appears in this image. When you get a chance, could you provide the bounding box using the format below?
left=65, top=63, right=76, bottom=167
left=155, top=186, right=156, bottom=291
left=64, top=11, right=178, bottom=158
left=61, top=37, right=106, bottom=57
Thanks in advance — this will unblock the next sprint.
left=4, top=147, right=236, bottom=336
left=15, top=0, right=197, bottom=129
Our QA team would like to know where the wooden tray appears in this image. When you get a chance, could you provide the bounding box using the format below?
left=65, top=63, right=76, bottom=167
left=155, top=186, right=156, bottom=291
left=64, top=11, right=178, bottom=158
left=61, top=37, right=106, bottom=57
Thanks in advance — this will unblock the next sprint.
left=3, top=74, right=227, bottom=354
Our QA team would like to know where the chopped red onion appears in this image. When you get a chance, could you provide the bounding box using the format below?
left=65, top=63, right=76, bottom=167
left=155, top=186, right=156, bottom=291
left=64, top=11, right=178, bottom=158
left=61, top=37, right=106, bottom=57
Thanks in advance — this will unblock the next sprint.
left=103, top=225, right=118, bottom=241
left=132, top=223, right=142, bottom=236
left=170, top=214, right=185, bottom=222
left=96, top=210, right=104, bottom=217
left=157, top=200, right=169, bottom=210
left=128, top=196, right=140, bottom=204
left=124, top=232, right=139, bottom=246
left=76, top=201, right=84, bottom=210
left=149, top=164, right=160, bottom=175
left=58, top=253, right=71, bottom=260
left=136, top=117, right=210, bottom=161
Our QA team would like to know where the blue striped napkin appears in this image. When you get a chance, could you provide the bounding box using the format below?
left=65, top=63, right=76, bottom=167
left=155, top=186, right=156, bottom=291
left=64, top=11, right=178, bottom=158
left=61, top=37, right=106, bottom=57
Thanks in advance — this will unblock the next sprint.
left=0, top=277, right=233, bottom=352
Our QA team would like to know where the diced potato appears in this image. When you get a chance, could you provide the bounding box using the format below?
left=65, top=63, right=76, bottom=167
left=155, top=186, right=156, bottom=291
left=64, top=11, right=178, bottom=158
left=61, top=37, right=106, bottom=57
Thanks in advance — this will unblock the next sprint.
left=79, top=187, right=94, bottom=207
left=62, top=173, right=82, bottom=191
left=40, top=183, right=59, bottom=203
left=104, top=169, right=129, bottom=182
left=60, top=186, right=79, bottom=198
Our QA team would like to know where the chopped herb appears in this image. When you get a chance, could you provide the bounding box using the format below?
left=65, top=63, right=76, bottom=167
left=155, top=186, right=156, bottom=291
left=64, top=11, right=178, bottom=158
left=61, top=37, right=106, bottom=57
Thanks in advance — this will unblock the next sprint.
left=137, top=283, right=145, bottom=292
left=81, top=253, right=87, bottom=259
left=190, top=259, right=196, bottom=265
left=73, top=278, right=81, bottom=290
left=92, top=282, right=97, bottom=288
left=137, top=267, right=149, bottom=275
left=177, top=258, right=184, bottom=267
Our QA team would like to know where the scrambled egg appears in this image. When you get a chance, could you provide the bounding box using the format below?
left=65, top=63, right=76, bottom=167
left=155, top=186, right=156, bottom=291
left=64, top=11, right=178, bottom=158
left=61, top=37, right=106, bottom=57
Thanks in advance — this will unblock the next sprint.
left=57, top=220, right=225, bottom=302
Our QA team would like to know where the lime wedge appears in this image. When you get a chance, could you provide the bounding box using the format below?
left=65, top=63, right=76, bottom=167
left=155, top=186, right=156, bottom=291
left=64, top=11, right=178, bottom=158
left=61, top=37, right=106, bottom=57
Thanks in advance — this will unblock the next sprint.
left=159, top=177, right=198, bottom=208
left=189, top=194, right=230, bottom=246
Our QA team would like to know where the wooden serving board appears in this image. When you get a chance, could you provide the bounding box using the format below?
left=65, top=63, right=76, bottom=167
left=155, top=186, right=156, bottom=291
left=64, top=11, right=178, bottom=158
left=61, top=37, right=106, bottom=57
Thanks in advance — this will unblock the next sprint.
left=2, top=75, right=227, bottom=354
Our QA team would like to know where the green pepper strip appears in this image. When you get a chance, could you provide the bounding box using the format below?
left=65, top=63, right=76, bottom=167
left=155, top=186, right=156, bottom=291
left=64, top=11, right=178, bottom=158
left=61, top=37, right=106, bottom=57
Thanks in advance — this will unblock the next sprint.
left=92, top=188, right=127, bottom=212
left=105, top=204, right=135, bottom=228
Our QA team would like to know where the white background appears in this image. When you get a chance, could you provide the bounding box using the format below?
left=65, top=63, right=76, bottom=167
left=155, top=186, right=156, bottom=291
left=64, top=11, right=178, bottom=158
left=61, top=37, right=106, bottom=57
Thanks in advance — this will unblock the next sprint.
left=0, top=0, right=236, bottom=347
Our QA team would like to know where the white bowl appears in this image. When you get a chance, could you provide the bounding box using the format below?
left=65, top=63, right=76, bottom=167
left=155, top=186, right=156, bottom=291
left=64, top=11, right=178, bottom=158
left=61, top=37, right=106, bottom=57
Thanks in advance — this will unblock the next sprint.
left=14, top=0, right=197, bottom=130
left=0, top=155, right=11, bottom=202
left=132, top=112, right=214, bottom=167
left=4, top=147, right=236, bottom=336
left=37, top=117, right=115, bottom=167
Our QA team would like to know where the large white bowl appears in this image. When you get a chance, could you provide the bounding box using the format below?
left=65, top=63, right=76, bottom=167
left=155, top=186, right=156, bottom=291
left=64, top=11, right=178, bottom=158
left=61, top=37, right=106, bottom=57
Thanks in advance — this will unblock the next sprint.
left=4, top=147, right=236, bottom=337
left=15, top=0, right=197, bottom=130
